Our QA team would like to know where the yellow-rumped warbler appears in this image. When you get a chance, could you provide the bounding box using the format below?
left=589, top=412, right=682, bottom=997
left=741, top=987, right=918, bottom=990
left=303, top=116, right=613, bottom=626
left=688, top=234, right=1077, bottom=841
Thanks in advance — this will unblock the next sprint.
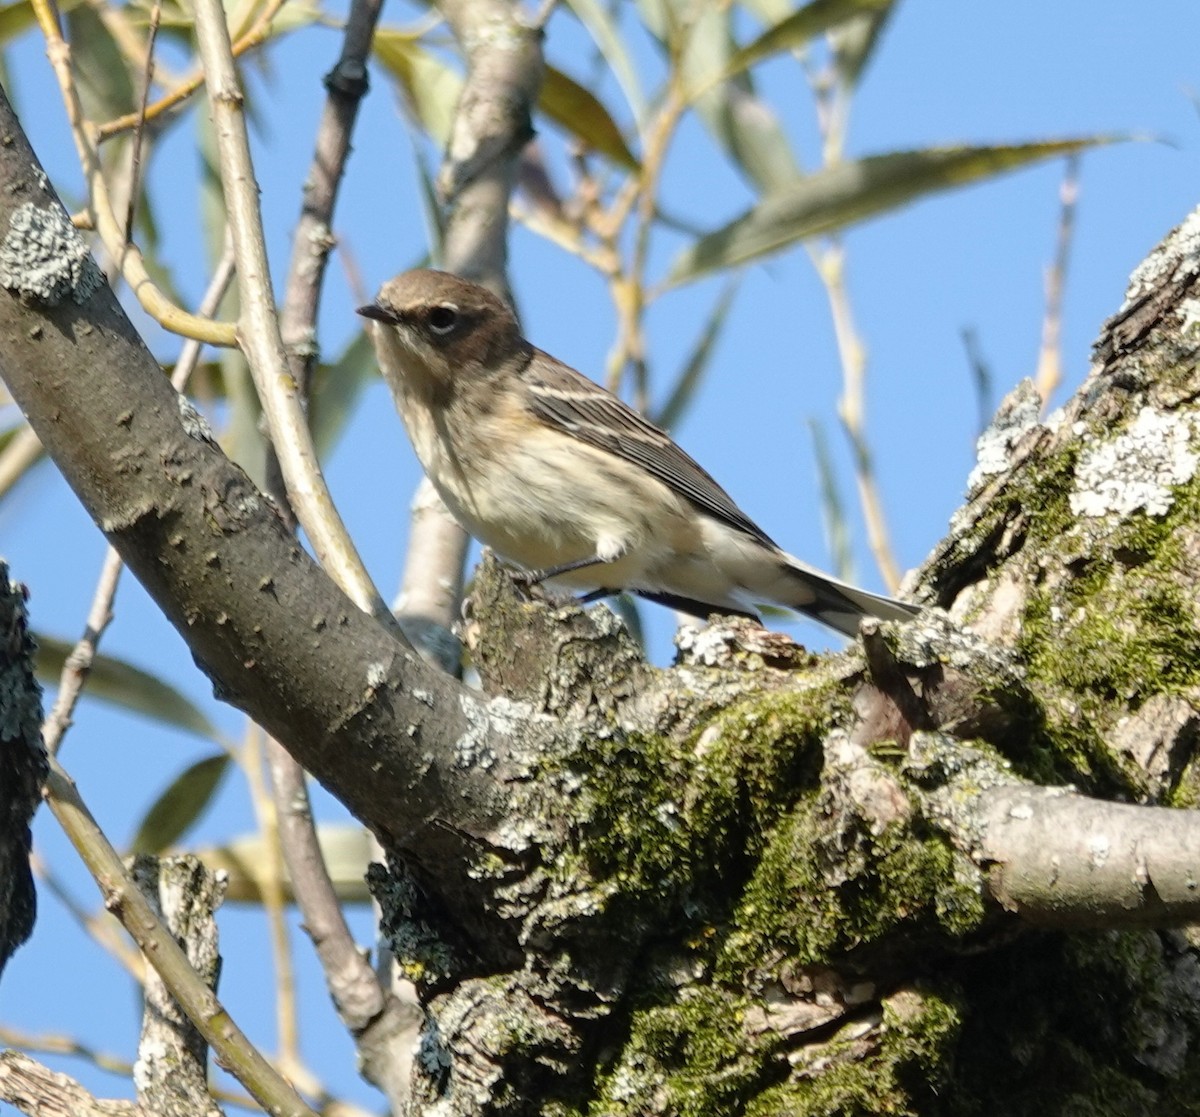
left=359, top=269, right=918, bottom=636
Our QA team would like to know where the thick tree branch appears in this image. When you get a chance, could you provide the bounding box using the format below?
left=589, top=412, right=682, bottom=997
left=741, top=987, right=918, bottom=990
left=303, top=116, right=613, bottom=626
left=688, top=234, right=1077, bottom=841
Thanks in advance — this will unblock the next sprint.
left=980, top=785, right=1200, bottom=928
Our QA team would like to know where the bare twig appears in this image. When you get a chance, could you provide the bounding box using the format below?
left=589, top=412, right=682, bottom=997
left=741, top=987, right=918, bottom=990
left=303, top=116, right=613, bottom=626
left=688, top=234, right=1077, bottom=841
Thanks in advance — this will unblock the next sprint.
left=43, top=757, right=316, bottom=1117
left=0, top=1025, right=133, bottom=1079
left=29, top=0, right=237, bottom=346
left=191, top=0, right=396, bottom=630
left=277, top=0, right=382, bottom=397
left=267, top=741, right=423, bottom=1107
left=0, top=424, right=46, bottom=500
left=33, top=853, right=145, bottom=980
left=1033, top=154, right=1080, bottom=407
left=803, top=42, right=902, bottom=592
left=241, top=725, right=300, bottom=1065
left=96, top=0, right=289, bottom=141
left=120, top=0, right=161, bottom=248
left=40, top=547, right=124, bottom=758
left=817, top=242, right=902, bottom=591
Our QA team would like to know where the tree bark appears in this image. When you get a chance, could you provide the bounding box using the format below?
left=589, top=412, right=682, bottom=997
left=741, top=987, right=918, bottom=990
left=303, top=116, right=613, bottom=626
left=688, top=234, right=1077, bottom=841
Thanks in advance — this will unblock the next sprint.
left=0, top=562, right=45, bottom=981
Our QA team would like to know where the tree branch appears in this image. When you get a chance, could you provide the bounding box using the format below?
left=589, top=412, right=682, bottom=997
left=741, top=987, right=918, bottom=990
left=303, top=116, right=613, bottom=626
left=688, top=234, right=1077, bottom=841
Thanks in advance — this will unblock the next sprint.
left=130, top=856, right=225, bottom=1117
left=0, top=1051, right=140, bottom=1117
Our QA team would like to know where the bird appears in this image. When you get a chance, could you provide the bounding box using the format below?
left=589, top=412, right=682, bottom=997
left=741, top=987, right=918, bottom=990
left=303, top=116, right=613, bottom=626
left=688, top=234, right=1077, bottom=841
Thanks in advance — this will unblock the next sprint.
left=358, top=269, right=919, bottom=637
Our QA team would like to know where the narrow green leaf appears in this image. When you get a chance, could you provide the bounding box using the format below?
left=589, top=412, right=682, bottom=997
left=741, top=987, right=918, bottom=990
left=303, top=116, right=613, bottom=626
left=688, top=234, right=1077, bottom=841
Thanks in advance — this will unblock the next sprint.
left=33, top=632, right=220, bottom=741
left=411, top=137, right=445, bottom=261
left=669, top=138, right=1119, bottom=285
left=830, top=3, right=897, bottom=90
left=562, top=0, right=645, bottom=123
left=632, top=0, right=674, bottom=53
left=682, top=4, right=801, bottom=193
left=807, top=417, right=852, bottom=581
left=309, top=331, right=376, bottom=460
left=722, top=0, right=893, bottom=87
left=739, top=0, right=796, bottom=24
left=0, top=0, right=39, bottom=42
left=540, top=65, right=639, bottom=171
left=373, top=30, right=463, bottom=146
left=653, top=281, right=738, bottom=431
left=67, top=6, right=137, bottom=123
left=960, top=326, right=994, bottom=438
left=131, top=754, right=230, bottom=855
left=198, top=823, right=374, bottom=904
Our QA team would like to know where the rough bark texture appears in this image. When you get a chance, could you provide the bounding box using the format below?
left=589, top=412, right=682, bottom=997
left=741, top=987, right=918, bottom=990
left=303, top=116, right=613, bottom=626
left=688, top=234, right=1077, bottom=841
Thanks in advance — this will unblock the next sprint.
left=4, top=59, right=1200, bottom=1113
left=0, top=561, right=45, bottom=982
left=0, top=1051, right=140, bottom=1117
left=130, top=856, right=225, bottom=1117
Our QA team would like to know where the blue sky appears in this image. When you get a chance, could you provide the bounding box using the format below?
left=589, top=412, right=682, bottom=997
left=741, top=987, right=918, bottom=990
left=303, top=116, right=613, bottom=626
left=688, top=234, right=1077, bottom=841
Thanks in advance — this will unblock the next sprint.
left=3, top=0, right=1199, bottom=1109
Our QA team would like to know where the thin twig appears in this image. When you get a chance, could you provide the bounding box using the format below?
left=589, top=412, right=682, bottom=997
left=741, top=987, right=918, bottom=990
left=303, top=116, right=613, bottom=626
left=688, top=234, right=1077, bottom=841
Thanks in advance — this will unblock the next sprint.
left=29, top=0, right=238, bottom=346
left=0, top=1024, right=133, bottom=1079
left=241, top=724, right=302, bottom=1080
left=32, top=852, right=145, bottom=981
left=804, top=47, right=901, bottom=592
left=0, top=424, right=46, bottom=500
left=121, top=0, right=161, bottom=247
left=43, top=756, right=317, bottom=1117
left=96, top=0, right=289, bottom=142
left=40, top=548, right=124, bottom=758
left=192, top=0, right=397, bottom=630
left=276, top=0, right=382, bottom=397
left=1033, top=154, right=1080, bottom=407
left=817, top=241, right=902, bottom=592
left=621, top=88, right=684, bottom=408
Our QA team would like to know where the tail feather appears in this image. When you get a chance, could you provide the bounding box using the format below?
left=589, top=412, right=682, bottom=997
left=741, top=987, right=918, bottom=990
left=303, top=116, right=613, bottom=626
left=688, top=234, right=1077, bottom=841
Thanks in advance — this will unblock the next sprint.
left=782, top=556, right=920, bottom=637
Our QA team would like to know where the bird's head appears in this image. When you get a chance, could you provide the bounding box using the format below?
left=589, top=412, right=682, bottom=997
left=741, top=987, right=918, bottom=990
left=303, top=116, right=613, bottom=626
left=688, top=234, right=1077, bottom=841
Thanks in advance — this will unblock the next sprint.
left=358, top=270, right=526, bottom=397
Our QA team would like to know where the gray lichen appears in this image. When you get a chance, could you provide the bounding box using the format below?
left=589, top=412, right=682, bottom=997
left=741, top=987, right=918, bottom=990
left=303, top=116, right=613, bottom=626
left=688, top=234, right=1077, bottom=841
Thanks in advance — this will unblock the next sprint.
left=0, top=202, right=103, bottom=307
left=1069, top=407, right=1198, bottom=519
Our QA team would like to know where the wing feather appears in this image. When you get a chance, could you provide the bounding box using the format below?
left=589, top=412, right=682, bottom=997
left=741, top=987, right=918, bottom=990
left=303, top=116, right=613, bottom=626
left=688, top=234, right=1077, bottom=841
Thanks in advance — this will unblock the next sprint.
left=521, top=349, right=778, bottom=549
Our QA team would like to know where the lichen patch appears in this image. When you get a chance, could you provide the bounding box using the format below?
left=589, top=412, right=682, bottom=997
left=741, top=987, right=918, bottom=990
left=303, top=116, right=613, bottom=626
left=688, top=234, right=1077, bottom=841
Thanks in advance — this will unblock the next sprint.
left=0, top=202, right=103, bottom=307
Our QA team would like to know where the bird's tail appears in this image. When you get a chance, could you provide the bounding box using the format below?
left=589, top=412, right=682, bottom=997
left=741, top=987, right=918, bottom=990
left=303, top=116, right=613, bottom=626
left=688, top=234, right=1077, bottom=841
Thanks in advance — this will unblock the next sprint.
left=779, top=554, right=920, bottom=637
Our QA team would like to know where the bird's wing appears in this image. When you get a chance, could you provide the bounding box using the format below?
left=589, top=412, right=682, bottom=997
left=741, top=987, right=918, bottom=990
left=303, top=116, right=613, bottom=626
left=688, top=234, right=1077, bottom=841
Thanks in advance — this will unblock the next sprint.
left=521, top=349, right=778, bottom=549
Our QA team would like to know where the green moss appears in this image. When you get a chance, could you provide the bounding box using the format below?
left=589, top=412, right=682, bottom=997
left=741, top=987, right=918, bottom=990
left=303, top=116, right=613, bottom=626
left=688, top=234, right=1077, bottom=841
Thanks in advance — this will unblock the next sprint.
left=746, top=986, right=962, bottom=1117
left=571, top=683, right=846, bottom=914
left=1018, top=482, right=1200, bottom=796
left=720, top=800, right=984, bottom=978
left=591, top=987, right=774, bottom=1117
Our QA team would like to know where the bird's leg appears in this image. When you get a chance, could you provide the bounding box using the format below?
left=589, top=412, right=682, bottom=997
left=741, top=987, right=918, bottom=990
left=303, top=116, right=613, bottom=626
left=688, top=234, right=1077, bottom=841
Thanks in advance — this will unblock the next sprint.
left=577, top=587, right=619, bottom=604
left=512, top=555, right=609, bottom=587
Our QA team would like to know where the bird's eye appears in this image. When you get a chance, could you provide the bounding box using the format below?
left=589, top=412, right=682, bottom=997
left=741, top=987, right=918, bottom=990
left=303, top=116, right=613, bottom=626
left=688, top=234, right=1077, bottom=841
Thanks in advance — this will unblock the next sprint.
left=427, top=305, right=459, bottom=336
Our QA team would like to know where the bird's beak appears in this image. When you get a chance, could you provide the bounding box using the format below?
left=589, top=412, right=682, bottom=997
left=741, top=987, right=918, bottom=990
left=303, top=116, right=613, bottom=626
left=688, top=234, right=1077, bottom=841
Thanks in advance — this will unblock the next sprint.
left=357, top=303, right=399, bottom=324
